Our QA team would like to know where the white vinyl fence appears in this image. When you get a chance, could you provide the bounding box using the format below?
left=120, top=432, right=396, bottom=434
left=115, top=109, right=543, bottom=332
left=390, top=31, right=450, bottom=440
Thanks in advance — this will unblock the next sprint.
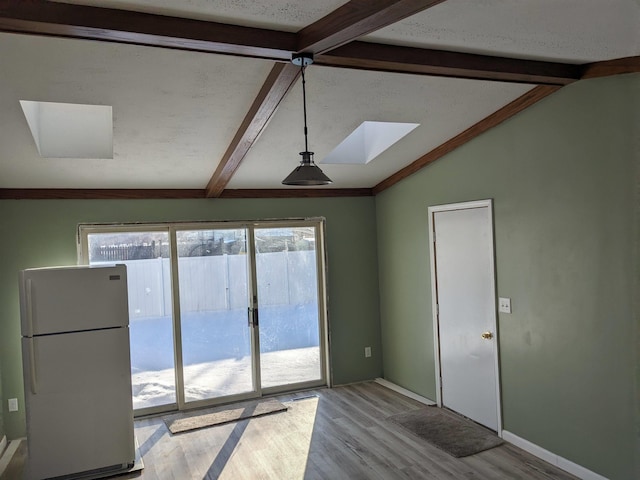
left=109, top=251, right=317, bottom=319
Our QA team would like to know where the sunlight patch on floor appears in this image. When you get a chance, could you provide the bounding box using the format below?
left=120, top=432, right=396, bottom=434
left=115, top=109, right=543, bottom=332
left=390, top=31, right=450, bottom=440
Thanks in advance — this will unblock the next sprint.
left=217, top=396, right=319, bottom=480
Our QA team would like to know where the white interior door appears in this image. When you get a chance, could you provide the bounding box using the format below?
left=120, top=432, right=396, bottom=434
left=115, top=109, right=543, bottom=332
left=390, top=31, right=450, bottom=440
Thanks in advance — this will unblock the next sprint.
left=429, top=200, right=501, bottom=432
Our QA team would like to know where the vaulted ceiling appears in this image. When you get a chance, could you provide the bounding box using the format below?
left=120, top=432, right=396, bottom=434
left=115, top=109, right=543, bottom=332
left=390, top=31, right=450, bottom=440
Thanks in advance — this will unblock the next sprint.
left=0, top=0, right=638, bottom=199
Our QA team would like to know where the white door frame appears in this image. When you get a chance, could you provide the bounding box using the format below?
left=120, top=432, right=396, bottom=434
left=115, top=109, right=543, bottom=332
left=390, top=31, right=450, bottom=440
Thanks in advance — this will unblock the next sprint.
left=427, top=199, right=502, bottom=435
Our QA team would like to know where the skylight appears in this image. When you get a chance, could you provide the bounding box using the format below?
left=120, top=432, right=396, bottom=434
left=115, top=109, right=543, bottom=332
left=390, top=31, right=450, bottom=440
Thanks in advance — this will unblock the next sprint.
left=320, top=121, right=419, bottom=165
left=20, top=101, right=113, bottom=159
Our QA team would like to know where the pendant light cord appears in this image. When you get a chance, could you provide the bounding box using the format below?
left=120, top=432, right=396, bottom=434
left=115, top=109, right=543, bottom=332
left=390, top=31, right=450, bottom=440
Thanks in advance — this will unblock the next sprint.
left=282, top=52, right=332, bottom=185
left=301, top=64, right=309, bottom=153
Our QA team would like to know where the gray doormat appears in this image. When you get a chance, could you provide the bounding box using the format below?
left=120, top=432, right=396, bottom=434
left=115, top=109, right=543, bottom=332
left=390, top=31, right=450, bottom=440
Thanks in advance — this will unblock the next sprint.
left=164, top=399, right=288, bottom=434
left=388, top=407, right=503, bottom=457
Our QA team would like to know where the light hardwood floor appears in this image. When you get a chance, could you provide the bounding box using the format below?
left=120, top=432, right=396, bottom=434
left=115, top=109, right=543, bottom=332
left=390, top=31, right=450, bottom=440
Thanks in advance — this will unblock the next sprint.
left=2, top=382, right=577, bottom=480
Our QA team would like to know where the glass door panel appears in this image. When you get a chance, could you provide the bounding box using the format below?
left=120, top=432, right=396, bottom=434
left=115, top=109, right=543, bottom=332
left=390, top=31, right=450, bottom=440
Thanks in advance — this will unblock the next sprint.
left=86, top=231, right=176, bottom=411
left=254, top=226, right=322, bottom=388
left=176, top=228, right=255, bottom=403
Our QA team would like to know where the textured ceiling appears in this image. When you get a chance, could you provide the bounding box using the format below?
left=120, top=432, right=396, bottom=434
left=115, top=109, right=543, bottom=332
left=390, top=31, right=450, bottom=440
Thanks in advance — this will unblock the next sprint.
left=0, top=33, right=272, bottom=188
left=366, top=0, right=640, bottom=63
left=227, top=68, right=531, bottom=189
left=1, top=0, right=638, bottom=193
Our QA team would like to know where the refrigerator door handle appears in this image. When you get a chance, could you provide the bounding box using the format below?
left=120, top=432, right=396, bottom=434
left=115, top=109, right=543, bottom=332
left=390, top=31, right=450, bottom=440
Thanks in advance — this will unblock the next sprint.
left=25, top=278, right=34, bottom=336
left=28, top=337, right=37, bottom=394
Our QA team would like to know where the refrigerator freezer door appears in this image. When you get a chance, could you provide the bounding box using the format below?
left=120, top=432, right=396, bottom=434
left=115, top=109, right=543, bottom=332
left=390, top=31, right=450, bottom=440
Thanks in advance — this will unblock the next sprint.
left=20, top=265, right=129, bottom=336
left=22, top=327, right=135, bottom=480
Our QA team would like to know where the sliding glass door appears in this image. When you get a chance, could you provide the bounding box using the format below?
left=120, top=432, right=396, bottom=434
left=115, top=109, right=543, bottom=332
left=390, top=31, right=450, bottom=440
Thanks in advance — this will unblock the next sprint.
left=254, top=226, right=323, bottom=390
left=176, top=228, right=257, bottom=405
left=79, top=219, right=327, bottom=414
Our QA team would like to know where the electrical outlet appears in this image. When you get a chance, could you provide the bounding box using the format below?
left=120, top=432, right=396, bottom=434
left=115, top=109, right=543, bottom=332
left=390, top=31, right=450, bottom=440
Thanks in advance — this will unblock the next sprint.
left=498, top=297, right=512, bottom=314
left=8, top=398, right=18, bottom=412
left=364, top=346, right=372, bottom=358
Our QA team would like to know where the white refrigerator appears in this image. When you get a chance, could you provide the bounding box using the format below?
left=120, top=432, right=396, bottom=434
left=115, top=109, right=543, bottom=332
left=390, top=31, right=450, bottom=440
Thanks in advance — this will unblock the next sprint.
left=20, top=264, right=135, bottom=480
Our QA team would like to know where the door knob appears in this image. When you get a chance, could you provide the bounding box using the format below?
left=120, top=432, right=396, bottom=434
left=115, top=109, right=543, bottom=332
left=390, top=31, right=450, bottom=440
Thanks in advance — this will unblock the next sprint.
left=481, top=331, right=493, bottom=340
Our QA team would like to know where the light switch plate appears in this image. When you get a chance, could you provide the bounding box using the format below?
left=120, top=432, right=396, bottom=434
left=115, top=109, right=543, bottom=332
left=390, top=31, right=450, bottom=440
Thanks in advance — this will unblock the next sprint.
left=498, top=297, right=512, bottom=314
left=8, top=398, right=18, bottom=412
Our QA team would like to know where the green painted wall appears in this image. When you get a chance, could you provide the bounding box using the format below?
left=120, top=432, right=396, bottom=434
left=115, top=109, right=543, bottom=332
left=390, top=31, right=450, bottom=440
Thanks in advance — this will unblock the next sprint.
left=0, top=358, right=4, bottom=442
left=0, top=196, right=382, bottom=439
left=376, top=73, right=639, bottom=480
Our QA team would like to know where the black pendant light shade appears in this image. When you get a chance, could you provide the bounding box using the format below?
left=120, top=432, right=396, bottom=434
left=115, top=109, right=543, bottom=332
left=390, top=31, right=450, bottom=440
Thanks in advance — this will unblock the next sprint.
left=282, top=151, right=332, bottom=186
left=282, top=53, right=332, bottom=186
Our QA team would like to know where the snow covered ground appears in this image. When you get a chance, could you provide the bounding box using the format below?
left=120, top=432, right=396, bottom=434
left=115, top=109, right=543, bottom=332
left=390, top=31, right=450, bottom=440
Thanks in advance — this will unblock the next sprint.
left=131, top=346, right=321, bottom=409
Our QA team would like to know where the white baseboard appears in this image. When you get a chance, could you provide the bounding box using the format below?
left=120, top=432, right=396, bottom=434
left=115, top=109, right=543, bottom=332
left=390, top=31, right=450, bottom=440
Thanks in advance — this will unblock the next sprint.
left=501, top=430, right=608, bottom=480
left=0, top=437, right=24, bottom=478
left=374, top=378, right=436, bottom=405
left=0, top=435, right=6, bottom=458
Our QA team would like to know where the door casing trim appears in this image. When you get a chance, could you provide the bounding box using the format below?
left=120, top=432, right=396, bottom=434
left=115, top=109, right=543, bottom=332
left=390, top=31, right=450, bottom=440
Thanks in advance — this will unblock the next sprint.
left=427, top=199, right=502, bottom=435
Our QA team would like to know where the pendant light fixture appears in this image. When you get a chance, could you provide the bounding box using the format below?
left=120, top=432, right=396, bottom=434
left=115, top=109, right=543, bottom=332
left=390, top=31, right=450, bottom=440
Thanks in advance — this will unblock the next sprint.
left=282, top=53, right=332, bottom=186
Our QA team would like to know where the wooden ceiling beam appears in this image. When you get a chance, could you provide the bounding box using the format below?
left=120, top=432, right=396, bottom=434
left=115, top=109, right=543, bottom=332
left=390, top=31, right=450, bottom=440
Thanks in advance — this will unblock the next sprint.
left=0, top=0, right=296, bottom=60
left=581, top=55, right=640, bottom=80
left=318, top=42, right=581, bottom=85
left=0, top=188, right=371, bottom=200
left=296, top=0, right=446, bottom=54
left=219, top=188, right=373, bottom=198
left=373, top=85, right=561, bottom=194
left=205, top=63, right=300, bottom=197
left=0, top=188, right=207, bottom=200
